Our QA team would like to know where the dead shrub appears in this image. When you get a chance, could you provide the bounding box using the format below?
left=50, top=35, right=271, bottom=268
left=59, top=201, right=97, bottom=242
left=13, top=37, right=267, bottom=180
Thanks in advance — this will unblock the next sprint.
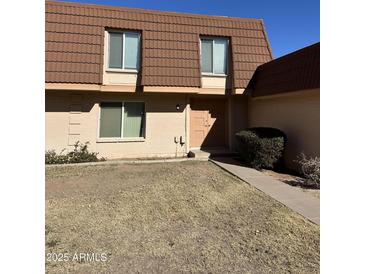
left=295, top=153, right=320, bottom=188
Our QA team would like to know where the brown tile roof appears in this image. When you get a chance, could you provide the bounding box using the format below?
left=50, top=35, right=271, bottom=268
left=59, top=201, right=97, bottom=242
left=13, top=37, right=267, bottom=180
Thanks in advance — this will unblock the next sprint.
left=45, top=1, right=272, bottom=88
left=250, top=42, right=320, bottom=97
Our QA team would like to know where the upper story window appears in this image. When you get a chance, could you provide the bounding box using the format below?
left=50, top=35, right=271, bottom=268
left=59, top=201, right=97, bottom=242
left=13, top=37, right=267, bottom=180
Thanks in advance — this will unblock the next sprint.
left=107, top=31, right=141, bottom=71
left=200, top=38, right=229, bottom=75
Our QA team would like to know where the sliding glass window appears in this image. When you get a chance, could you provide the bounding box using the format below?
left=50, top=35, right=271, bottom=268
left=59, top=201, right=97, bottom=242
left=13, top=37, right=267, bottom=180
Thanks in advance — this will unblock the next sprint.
left=108, top=31, right=140, bottom=71
left=200, top=38, right=228, bottom=75
left=99, top=102, right=145, bottom=139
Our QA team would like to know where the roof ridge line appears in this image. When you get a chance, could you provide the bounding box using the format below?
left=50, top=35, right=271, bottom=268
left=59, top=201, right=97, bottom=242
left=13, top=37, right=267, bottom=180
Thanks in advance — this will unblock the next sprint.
left=259, top=20, right=273, bottom=60
left=258, top=42, right=320, bottom=68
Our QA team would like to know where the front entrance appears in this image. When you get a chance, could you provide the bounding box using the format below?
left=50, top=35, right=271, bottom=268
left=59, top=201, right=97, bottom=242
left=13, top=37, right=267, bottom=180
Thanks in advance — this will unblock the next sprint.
left=190, top=98, right=227, bottom=148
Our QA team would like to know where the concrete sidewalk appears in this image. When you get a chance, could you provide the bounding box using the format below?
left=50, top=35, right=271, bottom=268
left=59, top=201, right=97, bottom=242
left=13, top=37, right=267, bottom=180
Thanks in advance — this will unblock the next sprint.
left=210, top=157, right=320, bottom=225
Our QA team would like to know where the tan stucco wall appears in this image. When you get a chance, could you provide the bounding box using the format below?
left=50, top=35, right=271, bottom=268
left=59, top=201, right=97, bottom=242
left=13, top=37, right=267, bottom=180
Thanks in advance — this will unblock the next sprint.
left=229, top=95, right=248, bottom=149
left=248, top=89, right=320, bottom=170
left=201, top=76, right=229, bottom=89
left=46, top=91, right=188, bottom=159
left=103, top=71, right=138, bottom=85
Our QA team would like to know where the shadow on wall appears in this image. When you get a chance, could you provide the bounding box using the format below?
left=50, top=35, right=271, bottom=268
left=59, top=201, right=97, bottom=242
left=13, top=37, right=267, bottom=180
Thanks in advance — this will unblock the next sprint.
left=45, top=90, right=189, bottom=156
left=45, top=91, right=187, bottom=114
left=45, top=91, right=247, bottom=155
left=190, top=97, right=228, bottom=148
left=45, top=91, right=95, bottom=113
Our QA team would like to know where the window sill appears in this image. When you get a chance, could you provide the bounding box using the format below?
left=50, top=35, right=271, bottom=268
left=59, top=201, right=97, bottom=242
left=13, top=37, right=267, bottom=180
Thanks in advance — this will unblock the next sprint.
left=96, top=137, right=145, bottom=143
left=106, top=69, right=139, bottom=74
left=201, top=73, right=227, bottom=78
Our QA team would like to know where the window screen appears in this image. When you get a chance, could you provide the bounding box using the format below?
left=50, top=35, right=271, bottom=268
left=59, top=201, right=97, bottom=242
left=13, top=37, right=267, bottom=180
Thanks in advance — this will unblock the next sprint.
left=99, top=103, right=123, bottom=138
left=108, top=33, right=123, bottom=69
left=201, top=39, right=213, bottom=73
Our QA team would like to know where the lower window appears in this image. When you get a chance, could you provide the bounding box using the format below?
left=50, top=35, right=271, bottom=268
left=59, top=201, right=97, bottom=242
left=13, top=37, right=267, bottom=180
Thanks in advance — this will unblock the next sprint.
left=99, top=102, right=145, bottom=139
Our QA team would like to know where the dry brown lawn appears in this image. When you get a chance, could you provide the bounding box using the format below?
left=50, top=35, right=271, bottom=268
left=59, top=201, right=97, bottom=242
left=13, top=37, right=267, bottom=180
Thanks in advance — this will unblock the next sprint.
left=46, top=161, right=319, bottom=274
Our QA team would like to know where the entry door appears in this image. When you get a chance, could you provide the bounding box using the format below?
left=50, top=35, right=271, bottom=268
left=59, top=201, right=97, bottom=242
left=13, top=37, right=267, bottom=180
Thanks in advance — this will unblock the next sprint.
left=190, top=98, right=227, bottom=148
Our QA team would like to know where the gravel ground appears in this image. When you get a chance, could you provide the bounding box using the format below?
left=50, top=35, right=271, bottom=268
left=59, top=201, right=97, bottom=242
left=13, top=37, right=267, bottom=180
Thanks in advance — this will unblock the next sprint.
left=262, top=169, right=320, bottom=199
left=46, top=161, right=319, bottom=273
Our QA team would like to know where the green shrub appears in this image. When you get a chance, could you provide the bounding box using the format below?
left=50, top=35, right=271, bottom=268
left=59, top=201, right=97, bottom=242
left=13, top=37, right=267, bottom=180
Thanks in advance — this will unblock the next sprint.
left=45, top=142, right=106, bottom=164
left=45, top=149, right=69, bottom=164
left=295, top=153, right=320, bottom=188
left=235, top=127, right=286, bottom=169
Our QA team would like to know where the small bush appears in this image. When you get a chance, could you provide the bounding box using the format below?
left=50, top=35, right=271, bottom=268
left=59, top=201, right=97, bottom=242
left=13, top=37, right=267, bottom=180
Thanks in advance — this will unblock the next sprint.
left=45, top=149, right=69, bottom=165
left=235, top=127, right=286, bottom=169
left=295, top=153, right=320, bottom=188
left=45, top=142, right=106, bottom=164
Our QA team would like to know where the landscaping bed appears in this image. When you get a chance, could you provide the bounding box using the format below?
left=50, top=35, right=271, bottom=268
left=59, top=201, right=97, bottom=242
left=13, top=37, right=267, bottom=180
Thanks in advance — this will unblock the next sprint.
left=262, top=169, right=320, bottom=199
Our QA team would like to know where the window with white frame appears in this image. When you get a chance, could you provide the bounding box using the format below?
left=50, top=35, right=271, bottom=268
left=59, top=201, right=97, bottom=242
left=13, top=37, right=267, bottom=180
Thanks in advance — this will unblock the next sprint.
left=108, top=31, right=141, bottom=71
left=99, top=102, right=145, bottom=139
left=200, top=38, right=229, bottom=75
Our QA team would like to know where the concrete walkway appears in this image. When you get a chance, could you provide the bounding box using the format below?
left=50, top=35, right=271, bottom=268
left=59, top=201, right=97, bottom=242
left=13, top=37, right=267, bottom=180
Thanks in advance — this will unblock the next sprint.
left=210, top=157, right=320, bottom=225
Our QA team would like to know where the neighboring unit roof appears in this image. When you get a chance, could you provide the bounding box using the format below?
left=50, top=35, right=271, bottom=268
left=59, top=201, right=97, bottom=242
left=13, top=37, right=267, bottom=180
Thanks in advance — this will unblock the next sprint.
left=250, top=42, right=320, bottom=97
left=45, top=1, right=272, bottom=88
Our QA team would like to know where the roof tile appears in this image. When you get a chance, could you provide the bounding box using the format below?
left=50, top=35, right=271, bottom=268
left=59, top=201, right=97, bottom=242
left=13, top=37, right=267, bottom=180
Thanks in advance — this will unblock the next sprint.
left=251, top=43, right=320, bottom=97
left=45, top=1, right=272, bottom=87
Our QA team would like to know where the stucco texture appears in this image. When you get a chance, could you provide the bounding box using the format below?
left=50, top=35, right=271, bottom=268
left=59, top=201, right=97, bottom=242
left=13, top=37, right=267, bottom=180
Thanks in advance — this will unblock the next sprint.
left=46, top=91, right=188, bottom=159
left=248, top=89, right=320, bottom=170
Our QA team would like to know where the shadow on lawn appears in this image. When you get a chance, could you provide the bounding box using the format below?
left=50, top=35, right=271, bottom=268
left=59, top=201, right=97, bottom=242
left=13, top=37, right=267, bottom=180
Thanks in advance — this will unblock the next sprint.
left=211, top=156, right=319, bottom=190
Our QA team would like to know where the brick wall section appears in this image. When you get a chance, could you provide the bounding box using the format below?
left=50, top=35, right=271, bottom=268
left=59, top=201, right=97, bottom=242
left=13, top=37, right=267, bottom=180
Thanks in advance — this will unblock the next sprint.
left=45, top=1, right=272, bottom=88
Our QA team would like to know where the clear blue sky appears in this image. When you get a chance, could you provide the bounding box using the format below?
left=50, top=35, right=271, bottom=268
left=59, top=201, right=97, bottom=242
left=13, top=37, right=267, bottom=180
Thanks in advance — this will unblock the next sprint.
left=57, top=0, right=319, bottom=58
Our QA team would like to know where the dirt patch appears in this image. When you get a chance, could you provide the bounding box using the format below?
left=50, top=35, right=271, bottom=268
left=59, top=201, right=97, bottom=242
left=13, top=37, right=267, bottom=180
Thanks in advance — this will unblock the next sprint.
left=46, top=161, right=319, bottom=273
left=262, top=169, right=320, bottom=199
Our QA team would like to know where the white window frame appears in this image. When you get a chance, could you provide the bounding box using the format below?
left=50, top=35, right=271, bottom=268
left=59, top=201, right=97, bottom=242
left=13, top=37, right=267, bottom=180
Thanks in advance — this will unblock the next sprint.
left=200, top=37, right=229, bottom=76
left=97, top=101, right=146, bottom=143
left=106, top=30, right=141, bottom=73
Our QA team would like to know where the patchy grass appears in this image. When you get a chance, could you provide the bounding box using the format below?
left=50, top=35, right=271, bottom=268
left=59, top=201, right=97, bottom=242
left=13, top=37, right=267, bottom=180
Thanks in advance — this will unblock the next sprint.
left=46, top=161, right=319, bottom=273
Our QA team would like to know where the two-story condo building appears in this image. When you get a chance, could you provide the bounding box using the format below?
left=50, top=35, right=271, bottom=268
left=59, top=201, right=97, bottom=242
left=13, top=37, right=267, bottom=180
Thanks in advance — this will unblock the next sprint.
left=45, top=0, right=273, bottom=159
